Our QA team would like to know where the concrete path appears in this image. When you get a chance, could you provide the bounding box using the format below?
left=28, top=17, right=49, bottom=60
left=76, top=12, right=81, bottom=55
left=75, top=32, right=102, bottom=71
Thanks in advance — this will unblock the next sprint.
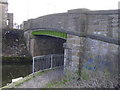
left=17, top=67, right=64, bottom=88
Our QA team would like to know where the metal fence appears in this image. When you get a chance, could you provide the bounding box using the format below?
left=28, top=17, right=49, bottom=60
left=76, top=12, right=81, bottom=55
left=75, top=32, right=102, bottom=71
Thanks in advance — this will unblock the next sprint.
left=32, top=54, right=64, bottom=74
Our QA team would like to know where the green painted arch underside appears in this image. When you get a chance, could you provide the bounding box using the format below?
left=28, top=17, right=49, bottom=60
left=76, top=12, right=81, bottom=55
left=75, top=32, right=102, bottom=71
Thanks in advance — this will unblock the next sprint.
left=32, top=30, right=67, bottom=39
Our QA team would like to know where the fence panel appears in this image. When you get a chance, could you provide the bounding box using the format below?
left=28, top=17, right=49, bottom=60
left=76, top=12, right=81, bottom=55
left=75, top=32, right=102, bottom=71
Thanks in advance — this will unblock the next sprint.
left=52, top=54, right=64, bottom=68
left=32, top=54, right=64, bottom=74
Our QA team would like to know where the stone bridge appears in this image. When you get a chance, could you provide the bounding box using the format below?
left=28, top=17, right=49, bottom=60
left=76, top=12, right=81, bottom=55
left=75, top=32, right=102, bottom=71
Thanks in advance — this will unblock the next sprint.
left=23, top=9, right=119, bottom=85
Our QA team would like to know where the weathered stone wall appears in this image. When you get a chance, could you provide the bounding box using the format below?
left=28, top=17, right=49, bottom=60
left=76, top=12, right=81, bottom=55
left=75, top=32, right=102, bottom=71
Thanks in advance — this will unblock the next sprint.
left=30, top=35, right=66, bottom=56
left=2, top=29, right=30, bottom=56
left=63, top=9, right=119, bottom=87
left=81, top=39, right=118, bottom=86
left=23, top=13, right=68, bottom=30
left=24, top=31, right=66, bottom=56
left=64, top=34, right=118, bottom=87
left=87, top=14, right=118, bottom=39
left=7, top=13, right=13, bottom=29
left=64, top=35, right=81, bottom=72
left=23, top=9, right=89, bottom=33
left=23, top=9, right=118, bottom=38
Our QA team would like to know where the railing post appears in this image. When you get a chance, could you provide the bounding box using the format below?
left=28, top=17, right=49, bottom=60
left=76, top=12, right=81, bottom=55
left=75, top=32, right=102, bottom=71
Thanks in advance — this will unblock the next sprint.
left=32, top=57, right=35, bottom=75
left=51, top=55, right=53, bottom=69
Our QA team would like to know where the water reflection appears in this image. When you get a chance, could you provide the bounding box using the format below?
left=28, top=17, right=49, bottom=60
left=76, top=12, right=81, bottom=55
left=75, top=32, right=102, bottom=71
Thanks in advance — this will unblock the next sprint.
left=2, top=63, right=32, bottom=87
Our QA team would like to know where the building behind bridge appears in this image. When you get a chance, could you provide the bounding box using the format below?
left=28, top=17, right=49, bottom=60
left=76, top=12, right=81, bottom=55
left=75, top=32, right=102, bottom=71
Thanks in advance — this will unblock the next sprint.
left=0, top=0, right=13, bottom=29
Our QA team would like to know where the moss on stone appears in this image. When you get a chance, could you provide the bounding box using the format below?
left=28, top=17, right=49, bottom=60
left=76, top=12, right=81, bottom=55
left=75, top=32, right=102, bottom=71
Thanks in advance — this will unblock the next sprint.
left=81, top=69, right=89, bottom=80
left=104, top=68, right=111, bottom=77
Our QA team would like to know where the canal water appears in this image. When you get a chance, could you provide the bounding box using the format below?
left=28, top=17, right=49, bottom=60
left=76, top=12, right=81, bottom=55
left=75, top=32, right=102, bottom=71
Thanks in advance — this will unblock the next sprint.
left=2, top=63, right=32, bottom=87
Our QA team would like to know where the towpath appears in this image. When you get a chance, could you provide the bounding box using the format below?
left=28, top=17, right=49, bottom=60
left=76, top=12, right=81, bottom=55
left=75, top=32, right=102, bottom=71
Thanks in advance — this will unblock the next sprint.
left=17, top=67, right=64, bottom=88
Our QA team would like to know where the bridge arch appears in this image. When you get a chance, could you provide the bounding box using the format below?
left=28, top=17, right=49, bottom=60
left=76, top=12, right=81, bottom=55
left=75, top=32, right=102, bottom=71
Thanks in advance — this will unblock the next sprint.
left=27, top=29, right=67, bottom=56
left=31, top=29, right=67, bottom=40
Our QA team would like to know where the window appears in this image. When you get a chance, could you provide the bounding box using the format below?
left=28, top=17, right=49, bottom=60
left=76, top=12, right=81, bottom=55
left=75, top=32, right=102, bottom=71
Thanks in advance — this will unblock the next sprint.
left=6, top=19, right=9, bottom=26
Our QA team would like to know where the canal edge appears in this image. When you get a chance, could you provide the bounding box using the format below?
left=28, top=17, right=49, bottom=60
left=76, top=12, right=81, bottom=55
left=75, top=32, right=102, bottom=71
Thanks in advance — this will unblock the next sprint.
left=0, top=68, right=58, bottom=89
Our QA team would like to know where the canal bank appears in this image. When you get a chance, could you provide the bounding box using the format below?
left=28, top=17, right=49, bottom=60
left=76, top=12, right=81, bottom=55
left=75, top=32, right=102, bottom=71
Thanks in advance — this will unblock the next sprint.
left=2, top=56, right=32, bottom=64
left=2, top=29, right=33, bottom=87
left=1, top=67, right=64, bottom=89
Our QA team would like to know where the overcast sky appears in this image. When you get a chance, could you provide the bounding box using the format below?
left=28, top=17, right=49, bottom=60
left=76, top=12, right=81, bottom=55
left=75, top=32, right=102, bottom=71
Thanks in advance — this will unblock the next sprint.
left=8, top=0, right=119, bottom=24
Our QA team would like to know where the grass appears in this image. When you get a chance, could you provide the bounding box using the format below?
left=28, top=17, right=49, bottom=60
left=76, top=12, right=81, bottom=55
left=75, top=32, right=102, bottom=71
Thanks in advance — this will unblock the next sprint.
left=81, top=69, right=90, bottom=80
left=45, top=70, right=75, bottom=88
left=46, top=79, right=71, bottom=88
left=45, top=69, right=90, bottom=88
left=32, top=30, right=67, bottom=39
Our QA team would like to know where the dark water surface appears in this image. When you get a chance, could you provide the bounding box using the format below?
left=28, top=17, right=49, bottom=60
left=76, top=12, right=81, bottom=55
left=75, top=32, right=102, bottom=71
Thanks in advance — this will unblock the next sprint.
left=2, top=63, right=32, bottom=87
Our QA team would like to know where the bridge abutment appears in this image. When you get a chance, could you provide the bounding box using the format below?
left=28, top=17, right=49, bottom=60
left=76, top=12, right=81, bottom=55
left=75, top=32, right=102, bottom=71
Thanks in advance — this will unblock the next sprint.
left=64, top=34, right=85, bottom=79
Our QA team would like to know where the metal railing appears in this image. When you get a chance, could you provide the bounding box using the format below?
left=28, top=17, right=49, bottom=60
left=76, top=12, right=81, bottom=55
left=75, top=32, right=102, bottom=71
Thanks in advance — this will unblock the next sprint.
left=32, top=54, right=64, bottom=74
